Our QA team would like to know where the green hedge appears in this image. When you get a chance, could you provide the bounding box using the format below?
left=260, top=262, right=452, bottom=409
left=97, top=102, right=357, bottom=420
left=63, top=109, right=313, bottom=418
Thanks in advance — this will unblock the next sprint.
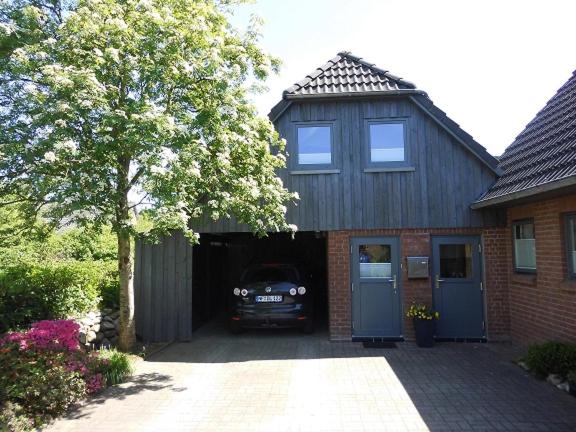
left=525, top=341, right=576, bottom=378
left=0, top=260, right=118, bottom=333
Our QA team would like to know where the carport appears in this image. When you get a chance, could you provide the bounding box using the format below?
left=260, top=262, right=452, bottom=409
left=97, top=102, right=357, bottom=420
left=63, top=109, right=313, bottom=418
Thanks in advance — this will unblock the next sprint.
left=134, top=231, right=328, bottom=342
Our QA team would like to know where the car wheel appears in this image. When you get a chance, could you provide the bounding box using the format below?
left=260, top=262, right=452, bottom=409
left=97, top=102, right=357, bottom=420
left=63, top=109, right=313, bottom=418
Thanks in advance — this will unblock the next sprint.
left=229, top=320, right=242, bottom=335
left=301, top=320, right=314, bottom=334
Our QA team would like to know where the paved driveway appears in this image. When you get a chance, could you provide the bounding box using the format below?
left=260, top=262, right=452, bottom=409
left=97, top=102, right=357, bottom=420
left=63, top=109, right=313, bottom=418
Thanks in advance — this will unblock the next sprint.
left=47, top=324, right=576, bottom=432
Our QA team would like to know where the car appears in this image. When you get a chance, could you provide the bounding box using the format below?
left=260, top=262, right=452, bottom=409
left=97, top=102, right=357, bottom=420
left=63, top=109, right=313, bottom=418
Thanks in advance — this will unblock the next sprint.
left=229, top=263, right=314, bottom=334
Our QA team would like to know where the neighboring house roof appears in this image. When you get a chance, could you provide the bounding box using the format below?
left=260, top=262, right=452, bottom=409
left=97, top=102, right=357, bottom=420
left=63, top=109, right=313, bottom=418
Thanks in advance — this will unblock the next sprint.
left=474, top=70, right=576, bottom=208
left=268, top=51, right=500, bottom=174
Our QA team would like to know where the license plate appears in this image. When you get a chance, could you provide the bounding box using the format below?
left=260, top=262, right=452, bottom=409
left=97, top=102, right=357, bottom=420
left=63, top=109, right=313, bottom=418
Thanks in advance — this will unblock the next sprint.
left=255, top=295, right=283, bottom=303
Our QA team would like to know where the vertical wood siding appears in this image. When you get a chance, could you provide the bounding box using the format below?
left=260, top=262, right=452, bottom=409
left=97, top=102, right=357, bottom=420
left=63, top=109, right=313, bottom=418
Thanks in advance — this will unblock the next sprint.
left=134, top=231, right=193, bottom=342
left=195, top=97, right=498, bottom=233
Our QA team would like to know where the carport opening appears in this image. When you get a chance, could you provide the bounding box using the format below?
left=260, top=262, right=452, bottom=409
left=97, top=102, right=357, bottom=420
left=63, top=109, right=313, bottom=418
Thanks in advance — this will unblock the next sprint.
left=192, top=231, right=328, bottom=334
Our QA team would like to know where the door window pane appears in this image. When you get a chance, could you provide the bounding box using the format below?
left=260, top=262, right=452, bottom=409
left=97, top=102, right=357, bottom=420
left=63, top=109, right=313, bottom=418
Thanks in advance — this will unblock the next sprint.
left=359, top=244, right=391, bottom=278
left=440, top=244, right=473, bottom=278
left=369, top=123, right=404, bottom=162
left=513, top=220, right=536, bottom=272
left=297, top=126, right=331, bottom=165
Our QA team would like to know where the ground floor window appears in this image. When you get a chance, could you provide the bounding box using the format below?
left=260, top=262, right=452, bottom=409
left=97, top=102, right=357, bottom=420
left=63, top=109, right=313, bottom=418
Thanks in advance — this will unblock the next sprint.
left=513, top=219, right=536, bottom=273
left=566, top=214, right=576, bottom=278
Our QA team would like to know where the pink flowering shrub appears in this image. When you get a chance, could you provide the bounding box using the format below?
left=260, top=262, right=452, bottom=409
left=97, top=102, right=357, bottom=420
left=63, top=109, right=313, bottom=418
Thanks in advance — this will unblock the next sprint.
left=0, top=319, right=80, bottom=352
left=0, top=319, right=116, bottom=427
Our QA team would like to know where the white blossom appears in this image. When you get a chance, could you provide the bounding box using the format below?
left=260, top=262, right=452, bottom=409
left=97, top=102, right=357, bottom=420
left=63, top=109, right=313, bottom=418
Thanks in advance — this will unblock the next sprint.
left=109, top=18, right=128, bottom=31
left=45, top=37, right=57, bottom=45
left=93, top=48, right=103, bottom=57
left=288, top=224, right=298, bottom=232
left=22, top=83, right=37, bottom=94
left=12, top=48, right=28, bottom=63
left=57, top=102, right=71, bottom=112
left=106, top=47, right=120, bottom=62
left=43, top=151, right=57, bottom=162
left=137, top=0, right=152, bottom=10
left=79, top=100, right=93, bottom=108
left=54, top=119, right=67, bottom=127
left=57, top=140, right=76, bottom=152
left=150, top=165, right=166, bottom=175
left=189, top=161, right=200, bottom=177
left=0, top=22, right=14, bottom=35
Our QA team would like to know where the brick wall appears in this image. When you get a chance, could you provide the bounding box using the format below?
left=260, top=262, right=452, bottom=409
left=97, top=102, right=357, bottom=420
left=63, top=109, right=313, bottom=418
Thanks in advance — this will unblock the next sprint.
left=507, top=194, right=576, bottom=345
left=327, top=228, right=508, bottom=341
left=483, top=227, right=510, bottom=341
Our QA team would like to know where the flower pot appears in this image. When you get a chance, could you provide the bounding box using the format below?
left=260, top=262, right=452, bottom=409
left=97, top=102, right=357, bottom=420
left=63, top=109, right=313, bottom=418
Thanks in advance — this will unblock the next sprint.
left=413, top=318, right=435, bottom=348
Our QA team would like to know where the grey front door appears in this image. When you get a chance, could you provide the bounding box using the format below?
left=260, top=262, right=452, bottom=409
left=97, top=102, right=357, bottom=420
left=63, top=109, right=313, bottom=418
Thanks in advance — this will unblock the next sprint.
left=351, top=237, right=402, bottom=339
left=431, top=236, right=485, bottom=339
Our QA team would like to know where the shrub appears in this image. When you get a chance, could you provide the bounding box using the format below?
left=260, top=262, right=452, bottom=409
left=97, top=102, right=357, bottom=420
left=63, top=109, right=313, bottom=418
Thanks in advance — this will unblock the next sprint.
left=96, top=348, right=134, bottom=386
left=524, top=341, right=576, bottom=378
left=0, top=402, right=35, bottom=432
left=0, top=261, right=118, bottom=332
left=0, top=320, right=111, bottom=428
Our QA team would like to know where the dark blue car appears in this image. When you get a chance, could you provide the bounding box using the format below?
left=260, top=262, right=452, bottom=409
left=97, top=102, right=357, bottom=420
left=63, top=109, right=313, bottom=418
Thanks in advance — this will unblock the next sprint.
left=229, top=263, right=314, bottom=334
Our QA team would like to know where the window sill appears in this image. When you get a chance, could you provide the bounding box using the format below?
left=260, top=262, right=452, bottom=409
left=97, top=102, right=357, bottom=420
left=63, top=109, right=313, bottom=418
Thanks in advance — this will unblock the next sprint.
left=290, top=169, right=341, bottom=175
left=364, top=166, right=415, bottom=173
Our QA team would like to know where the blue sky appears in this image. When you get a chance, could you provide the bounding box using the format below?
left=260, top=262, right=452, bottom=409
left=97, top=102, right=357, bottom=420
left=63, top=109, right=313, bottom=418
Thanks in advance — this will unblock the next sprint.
left=230, top=0, right=576, bottom=156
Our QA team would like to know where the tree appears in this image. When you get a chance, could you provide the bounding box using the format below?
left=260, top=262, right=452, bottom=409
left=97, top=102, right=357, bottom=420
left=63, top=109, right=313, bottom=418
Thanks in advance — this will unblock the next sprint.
left=0, top=0, right=297, bottom=350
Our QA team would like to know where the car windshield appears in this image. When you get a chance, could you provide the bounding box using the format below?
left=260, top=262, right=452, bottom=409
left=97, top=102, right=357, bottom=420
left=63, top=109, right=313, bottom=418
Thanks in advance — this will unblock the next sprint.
left=243, top=266, right=299, bottom=283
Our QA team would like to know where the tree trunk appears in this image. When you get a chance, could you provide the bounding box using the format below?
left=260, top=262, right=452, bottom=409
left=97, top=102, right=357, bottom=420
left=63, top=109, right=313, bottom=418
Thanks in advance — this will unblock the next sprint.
left=116, top=150, right=136, bottom=351
left=117, top=226, right=136, bottom=351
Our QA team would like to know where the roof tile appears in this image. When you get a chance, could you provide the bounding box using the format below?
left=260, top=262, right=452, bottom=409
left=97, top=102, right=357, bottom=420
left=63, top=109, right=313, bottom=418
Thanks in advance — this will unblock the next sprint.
left=283, top=51, right=416, bottom=97
left=478, top=70, right=576, bottom=202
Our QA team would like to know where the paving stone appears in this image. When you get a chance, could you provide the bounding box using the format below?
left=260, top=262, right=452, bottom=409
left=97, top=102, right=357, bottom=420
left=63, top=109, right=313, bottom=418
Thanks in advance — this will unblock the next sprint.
left=46, top=322, right=576, bottom=432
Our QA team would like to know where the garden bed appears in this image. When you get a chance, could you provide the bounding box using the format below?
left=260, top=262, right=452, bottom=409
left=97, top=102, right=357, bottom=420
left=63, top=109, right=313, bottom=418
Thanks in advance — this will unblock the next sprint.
left=0, top=320, right=133, bottom=431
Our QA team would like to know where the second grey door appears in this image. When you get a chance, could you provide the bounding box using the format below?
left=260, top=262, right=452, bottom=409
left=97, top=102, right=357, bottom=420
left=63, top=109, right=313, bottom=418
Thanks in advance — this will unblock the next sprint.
left=351, top=237, right=402, bottom=339
left=431, top=236, right=485, bottom=339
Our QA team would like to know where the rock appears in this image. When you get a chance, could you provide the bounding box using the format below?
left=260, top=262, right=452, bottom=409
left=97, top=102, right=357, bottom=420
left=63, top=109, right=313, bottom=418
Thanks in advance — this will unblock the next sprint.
left=87, top=311, right=99, bottom=320
left=557, top=382, right=570, bottom=392
left=101, top=320, right=116, bottom=331
left=110, top=311, right=120, bottom=320
left=86, top=330, right=97, bottom=343
left=80, top=317, right=94, bottom=326
left=547, top=374, right=564, bottom=386
left=517, top=361, right=529, bottom=371
left=100, top=338, right=112, bottom=349
left=91, top=324, right=101, bottom=333
left=104, top=329, right=117, bottom=338
left=110, top=336, right=119, bottom=346
left=78, top=331, right=87, bottom=345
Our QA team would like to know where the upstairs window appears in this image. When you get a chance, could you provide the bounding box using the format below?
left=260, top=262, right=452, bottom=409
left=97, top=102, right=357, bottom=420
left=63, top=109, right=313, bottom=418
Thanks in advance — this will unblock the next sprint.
left=566, top=214, right=576, bottom=278
left=297, top=125, right=332, bottom=165
left=368, top=122, right=405, bottom=162
left=513, top=219, right=536, bottom=273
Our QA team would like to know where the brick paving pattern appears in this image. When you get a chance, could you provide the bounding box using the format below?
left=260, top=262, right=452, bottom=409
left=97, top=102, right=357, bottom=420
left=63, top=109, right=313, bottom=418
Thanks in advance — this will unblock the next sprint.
left=47, top=324, right=576, bottom=432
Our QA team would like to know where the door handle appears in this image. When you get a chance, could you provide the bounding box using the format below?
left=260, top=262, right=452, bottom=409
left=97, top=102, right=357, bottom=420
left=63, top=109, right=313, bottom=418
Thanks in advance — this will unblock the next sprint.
left=392, top=274, right=397, bottom=291
left=435, top=275, right=444, bottom=289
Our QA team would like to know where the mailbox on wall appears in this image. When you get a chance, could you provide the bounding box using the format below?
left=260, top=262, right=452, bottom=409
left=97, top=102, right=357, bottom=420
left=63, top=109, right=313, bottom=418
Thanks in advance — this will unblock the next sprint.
left=407, top=256, right=429, bottom=278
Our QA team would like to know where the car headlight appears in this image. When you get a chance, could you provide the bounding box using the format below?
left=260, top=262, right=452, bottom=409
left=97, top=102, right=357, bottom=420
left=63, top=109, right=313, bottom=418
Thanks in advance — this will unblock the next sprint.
left=298, top=286, right=306, bottom=295
left=233, top=288, right=240, bottom=296
left=240, top=288, right=248, bottom=297
left=289, top=287, right=297, bottom=296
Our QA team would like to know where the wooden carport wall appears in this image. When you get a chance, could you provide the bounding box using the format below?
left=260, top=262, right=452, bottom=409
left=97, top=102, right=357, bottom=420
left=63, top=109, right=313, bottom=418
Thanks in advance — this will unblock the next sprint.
left=134, top=231, right=194, bottom=342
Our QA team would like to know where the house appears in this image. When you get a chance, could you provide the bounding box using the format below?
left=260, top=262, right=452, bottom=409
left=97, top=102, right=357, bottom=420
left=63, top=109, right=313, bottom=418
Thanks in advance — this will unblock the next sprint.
left=472, top=70, right=576, bottom=345
left=133, top=52, right=518, bottom=344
